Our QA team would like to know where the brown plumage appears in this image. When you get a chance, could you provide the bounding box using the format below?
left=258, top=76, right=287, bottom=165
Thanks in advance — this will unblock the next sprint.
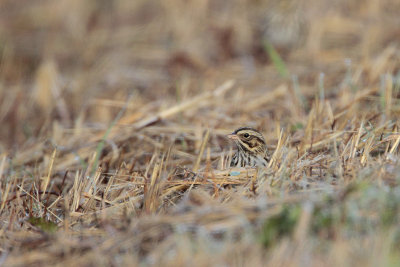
left=228, top=127, right=269, bottom=167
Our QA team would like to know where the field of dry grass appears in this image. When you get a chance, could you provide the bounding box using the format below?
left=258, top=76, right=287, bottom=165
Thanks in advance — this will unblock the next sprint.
left=1, top=0, right=400, bottom=266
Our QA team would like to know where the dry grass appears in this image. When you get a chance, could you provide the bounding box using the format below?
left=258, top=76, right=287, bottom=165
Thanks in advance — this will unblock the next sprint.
left=1, top=0, right=400, bottom=266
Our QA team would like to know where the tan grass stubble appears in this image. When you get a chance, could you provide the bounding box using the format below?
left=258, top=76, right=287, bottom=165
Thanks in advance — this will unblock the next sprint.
left=3, top=1, right=400, bottom=265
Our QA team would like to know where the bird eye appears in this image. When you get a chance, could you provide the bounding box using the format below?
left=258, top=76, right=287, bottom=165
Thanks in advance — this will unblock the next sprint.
left=243, top=133, right=250, bottom=138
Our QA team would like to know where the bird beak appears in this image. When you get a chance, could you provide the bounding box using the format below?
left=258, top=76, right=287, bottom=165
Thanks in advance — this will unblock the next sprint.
left=227, top=134, right=239, bottom=140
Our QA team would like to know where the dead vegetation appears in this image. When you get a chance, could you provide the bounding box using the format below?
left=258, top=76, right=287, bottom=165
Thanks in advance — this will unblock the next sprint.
left=1, top=0, right=400, bottom=266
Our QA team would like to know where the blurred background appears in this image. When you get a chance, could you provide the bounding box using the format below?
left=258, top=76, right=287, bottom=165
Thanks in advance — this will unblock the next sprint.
left=0, top=0, right=400, bottom=149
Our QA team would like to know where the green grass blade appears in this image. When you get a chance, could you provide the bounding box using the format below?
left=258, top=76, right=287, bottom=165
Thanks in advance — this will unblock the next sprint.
left=263, top=40, right=289, bottom=78
left=90, top=95, right=133, bottom=176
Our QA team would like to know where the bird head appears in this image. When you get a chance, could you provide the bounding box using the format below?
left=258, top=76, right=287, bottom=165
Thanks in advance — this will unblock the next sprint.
left=227, top=127, right=267, bottom=155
